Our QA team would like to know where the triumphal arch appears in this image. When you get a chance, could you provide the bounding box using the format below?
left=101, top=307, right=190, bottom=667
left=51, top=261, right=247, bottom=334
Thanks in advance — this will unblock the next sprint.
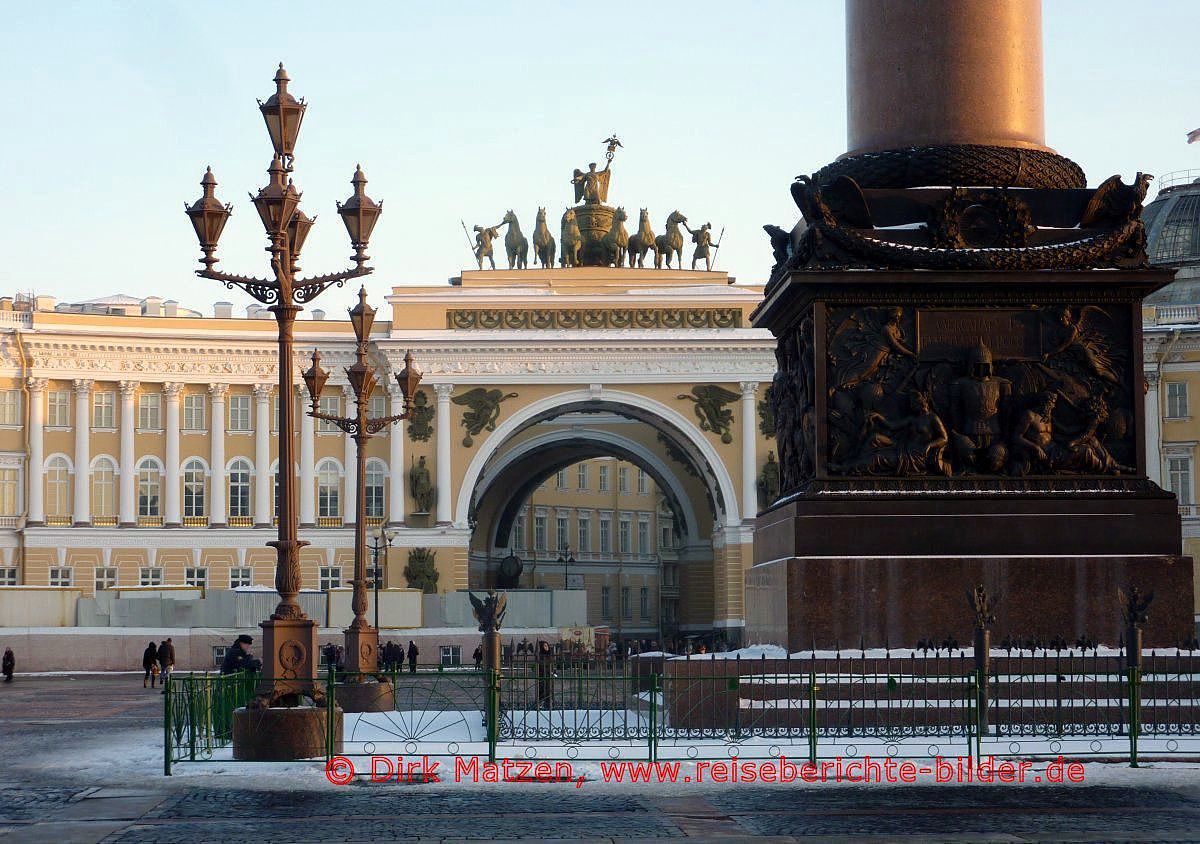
left=372, top=142, right=774, bottom=638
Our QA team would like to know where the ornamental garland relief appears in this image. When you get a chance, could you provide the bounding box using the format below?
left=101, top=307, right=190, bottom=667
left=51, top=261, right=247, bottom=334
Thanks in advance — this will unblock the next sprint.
left=447, top=308, right=743, bottom=330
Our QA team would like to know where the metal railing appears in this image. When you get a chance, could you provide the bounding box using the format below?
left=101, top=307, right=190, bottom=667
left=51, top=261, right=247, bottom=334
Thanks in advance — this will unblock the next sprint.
left=164, top=649, right=1200, bottom=773
left=163, top=671, right=258, bottom=774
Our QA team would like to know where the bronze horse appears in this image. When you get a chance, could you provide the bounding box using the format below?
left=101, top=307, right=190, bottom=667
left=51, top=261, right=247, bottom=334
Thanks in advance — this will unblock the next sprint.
left=533, top=207, right=556, bottom=269
left=560, top=208, right=582, bottom=267
left=627, top=207, right=658, bottom=268
left=500, top=209, right=529, bottom=270
left=655, top=210, right=687, bottom=269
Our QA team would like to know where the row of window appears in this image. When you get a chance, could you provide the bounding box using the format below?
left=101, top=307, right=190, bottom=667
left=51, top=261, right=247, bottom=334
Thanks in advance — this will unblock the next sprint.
left=14, top=389, right=390, bottom=433
left=511, top=511, right=669, bottom=554
left=599, top=585, right=652, bottom=620
left=552, top=464, right=650, bottom=495
left=39, top=457, right=387, bottom=521
left=3, top=564, right=382, bottom=591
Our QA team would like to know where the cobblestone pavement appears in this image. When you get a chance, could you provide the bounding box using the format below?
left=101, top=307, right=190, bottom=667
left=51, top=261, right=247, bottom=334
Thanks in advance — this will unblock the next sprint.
left=3, top=676, right=1200, bottom=842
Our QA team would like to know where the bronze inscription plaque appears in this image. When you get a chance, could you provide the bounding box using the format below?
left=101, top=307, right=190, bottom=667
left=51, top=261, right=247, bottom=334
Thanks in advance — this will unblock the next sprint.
left=916, top=308, right=1041, bottom=361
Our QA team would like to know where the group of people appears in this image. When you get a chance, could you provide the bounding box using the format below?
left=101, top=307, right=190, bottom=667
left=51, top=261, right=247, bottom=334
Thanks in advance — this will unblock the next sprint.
left=380, top=640, right=419, bottom=673
left=140, top=637, right=175, bottom=690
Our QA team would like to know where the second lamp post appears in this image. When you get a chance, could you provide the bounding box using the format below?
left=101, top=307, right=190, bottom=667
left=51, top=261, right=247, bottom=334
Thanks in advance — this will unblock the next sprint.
left=304, top=289, right=421, bottom=677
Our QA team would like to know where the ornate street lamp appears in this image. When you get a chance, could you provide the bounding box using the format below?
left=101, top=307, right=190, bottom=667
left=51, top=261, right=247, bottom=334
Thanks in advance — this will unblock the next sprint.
left=557, top=544, right=576, bottom=588
left=184, top=65, right=379, bottom=708
left=371, top=526, right=397, bottom=631
left=304, top=287, right=422, bottom=678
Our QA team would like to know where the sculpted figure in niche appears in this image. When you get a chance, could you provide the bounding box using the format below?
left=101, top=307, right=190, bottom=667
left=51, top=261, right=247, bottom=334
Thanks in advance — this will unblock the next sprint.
left=830, top=306, right=916, bottom=393
left=409, top=456, right=435, bottom=514
left=757, top=451, right=781, bottom=511
left=950, top=341, right=1012, bottom=474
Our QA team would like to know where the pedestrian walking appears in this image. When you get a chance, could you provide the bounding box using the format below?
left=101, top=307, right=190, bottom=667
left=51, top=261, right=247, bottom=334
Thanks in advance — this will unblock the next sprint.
left=2, top=647, right=14, bottom=683
left=406, top=640, right=418, bottom=673
left=142, top=641, right=159, bottom=688
left=473, top=644, right=483, bottom=669
left=157, top=637, right=176, bottom=692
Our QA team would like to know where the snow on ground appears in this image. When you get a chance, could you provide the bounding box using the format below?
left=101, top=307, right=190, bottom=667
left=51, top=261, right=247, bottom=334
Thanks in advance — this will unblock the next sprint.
left=49, top=719, right=1200, bottom=794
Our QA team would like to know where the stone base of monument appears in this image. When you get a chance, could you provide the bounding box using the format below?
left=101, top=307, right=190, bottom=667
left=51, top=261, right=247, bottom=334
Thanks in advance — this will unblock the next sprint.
left=335, top=679, right=394, bottom=713
left=745, top=549, right=1194, bottom=650
left=751, top=267, right=1195, bottom=649
left=232, top=706, right=343, bottom=761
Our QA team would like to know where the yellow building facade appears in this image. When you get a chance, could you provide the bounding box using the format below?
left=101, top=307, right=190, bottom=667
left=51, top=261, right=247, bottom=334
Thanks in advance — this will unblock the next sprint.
left=0, top=267, right=775, bottom=640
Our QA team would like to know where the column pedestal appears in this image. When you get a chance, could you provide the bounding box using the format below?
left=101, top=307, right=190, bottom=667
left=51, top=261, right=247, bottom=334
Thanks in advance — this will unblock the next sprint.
left=335, top=626, right=393, bottom=713
left=750, top=270, right=1194, bottom=648
left=257, top=616, right=322, bottom=705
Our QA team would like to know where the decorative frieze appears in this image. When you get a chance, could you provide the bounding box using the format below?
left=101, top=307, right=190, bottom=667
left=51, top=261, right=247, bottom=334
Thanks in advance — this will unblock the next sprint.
left=447, top=307, right=743, bottom=330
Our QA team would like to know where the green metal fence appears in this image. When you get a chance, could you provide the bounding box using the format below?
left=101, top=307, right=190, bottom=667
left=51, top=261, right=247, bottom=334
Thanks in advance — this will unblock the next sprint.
left=164, top=652, right=1200, bottom=774
left=163, top=671, right=258, bottom=775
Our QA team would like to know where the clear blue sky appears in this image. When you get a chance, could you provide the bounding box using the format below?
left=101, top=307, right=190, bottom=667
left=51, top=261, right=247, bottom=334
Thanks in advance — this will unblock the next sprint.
left=2, top=1, right=1197, bottom=317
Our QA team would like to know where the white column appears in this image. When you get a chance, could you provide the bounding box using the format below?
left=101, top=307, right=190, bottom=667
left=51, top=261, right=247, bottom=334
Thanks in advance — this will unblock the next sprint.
left=388, top=389, right=405, bottom=525
left=118, top=381, right=137, bottom=526
left=739, top=381, right=758, bottom=520
left=342, top=386, right=357, bottom=526
left=72, top=379, right=93, bottom=525
left=253, top=384, right=272, bottom=527
left=163, top=382, right=182, bottom=526
left=1145, top=370, right=1163, bottom=486
left=26, top=378, right=46, bottom=525
left=299, top=386, right=315, bottom=526
left=434, top=383, right=454, bottom=524
left=209, top=384, right=228, bottom=526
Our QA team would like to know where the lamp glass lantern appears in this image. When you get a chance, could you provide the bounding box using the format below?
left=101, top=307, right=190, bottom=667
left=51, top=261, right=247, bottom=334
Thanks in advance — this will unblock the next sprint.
left=337, top=166, right=382, bottom=263
left=252, top=155, right=302, bottom=237
left=287, top=209, right=315, bottom=264
left=258, top=64, right=306, bottom=161
left=395, top=349, right=422, bottom=406
left=302, top=350, right=330, bottom=412
left=184, top=167, right=232, bottom=264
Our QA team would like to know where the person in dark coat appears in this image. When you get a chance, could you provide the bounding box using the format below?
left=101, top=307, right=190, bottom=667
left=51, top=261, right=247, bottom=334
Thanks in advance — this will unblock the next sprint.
left=2, top=647, right=14, bottom=683
left=157, top=637, right=176, bottom=693
left=220, top=634, right=262, bottom=675
left=472, top=645, right=483, bottom=670
left=142, top=641, right=158, bottom=688
left=535, top=640, right=554, bottom=709
left=406, top=641, right=418, bottom=673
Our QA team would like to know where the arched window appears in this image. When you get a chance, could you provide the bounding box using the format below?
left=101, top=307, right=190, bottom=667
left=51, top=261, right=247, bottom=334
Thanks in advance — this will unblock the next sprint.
left=137, top=458, right=161, bottom=517
left=228, top=458, right=252, bottom=519
left=182, top=458, right=207, bottom=519
left=45, top=456, right=71, bottom=521
left=91, top=457, right=117, bottom=521
left=365, top=459, right=386, bottom=520
left=317, top=459, right=340, bottom=520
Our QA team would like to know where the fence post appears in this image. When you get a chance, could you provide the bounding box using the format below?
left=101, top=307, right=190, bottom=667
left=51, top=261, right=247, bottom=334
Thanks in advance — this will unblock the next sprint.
left=970, top=585, right=994, bottom=736
left=964, top=671, right=974, bottom=762
left=1128, top=665, right=1141, bottom=768
left=487, top=667, right=499, bottom=764
left=163, top=675, right=172, bottom=776
left=1119, top=585, right=1150, bottom=766
left=648, top=673, right=659, bottom=762
left=325, top=668, right=336, bottom=762
left=187, top=680, right=197, bottom=762
left=807, top=670, right=818, bottom=765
